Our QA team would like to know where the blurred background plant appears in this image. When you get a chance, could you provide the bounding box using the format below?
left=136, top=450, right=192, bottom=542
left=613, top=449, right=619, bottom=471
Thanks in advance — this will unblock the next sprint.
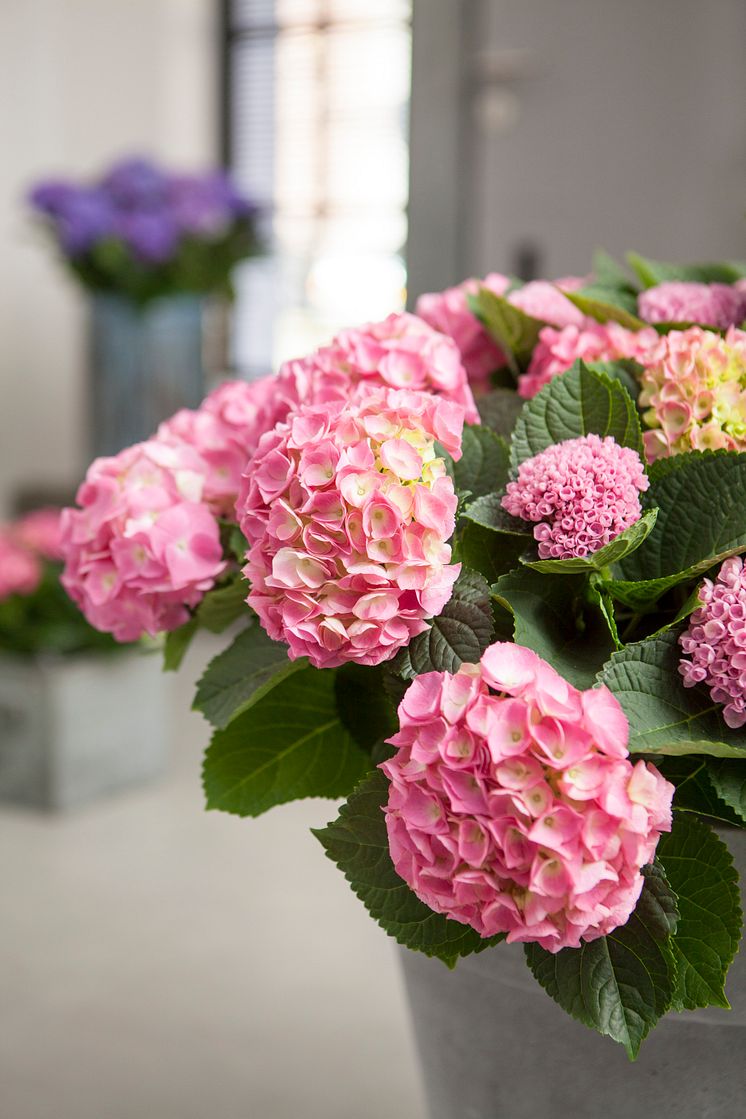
left=0, top=508, right=119, bottom=656
left=28, top=156, right=261, bottom=305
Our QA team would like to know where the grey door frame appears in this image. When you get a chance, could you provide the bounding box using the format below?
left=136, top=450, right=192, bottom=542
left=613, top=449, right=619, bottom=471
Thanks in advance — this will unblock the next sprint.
left=407, top=0, right=474, bottom=305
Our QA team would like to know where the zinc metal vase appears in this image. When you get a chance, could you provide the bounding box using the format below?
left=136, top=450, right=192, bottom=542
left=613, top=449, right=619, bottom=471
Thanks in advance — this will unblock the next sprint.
left=401, top=827, right=746, bottom=1119
left=90, top=293, right=205, bottom=457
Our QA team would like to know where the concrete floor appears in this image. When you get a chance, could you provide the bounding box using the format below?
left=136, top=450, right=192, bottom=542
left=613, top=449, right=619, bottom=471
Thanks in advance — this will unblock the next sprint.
left=0, top=638, right=427, bottom=1119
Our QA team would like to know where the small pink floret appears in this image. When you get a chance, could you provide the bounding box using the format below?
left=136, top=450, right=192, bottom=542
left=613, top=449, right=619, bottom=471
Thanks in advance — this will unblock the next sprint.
left=501, top=434, right=648, bottom=560
left=382, top=642, right=674, bottom=951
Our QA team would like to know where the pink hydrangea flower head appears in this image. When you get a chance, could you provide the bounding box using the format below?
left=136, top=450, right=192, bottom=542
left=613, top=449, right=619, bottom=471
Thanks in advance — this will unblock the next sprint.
left=60, top=439, right=226, bottom=642
left=638, top=326, right=746, bottom=460
left=0, top=529, right=42, bottom=601
left=237, top=387, right=464, bottom=669
left=502, top=434, right=649, bottom=560
left=519, top=320, right=658, bottom=399
left=12, top=507, right=64, bottom=560
left=277, top=311, right=479, bottom=422
left=679, top=555, right=746, bottom=728
left=382, top=642, right=674, bottom=951
left=508, top=279, right=587, bottom=329
left=638, top=282, right=746, bottom=330
left=157, top=377, right=283, bottom=517
left=416, top=273, right=510, bottom=395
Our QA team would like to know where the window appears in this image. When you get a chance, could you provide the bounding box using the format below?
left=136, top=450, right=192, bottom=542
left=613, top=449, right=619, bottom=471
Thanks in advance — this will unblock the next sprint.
left=223, top=0, right=412, bottom=377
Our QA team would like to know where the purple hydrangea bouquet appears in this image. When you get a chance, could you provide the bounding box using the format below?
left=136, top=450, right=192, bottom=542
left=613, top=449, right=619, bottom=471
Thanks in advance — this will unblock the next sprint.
left=28, top=156, right=260, bottom=304
left=58, top=251, right=746, bottom=1063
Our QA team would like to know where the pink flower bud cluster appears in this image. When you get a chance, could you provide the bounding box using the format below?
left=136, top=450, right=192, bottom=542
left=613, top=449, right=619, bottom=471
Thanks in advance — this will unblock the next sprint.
left=277, top=312, right=479, bottom=423
left=237, top=387, right=464, bottom=669
left=157, top=378, right=283, bottom=517
left=382, top=643, right=674, bottom=951
left=679, top=555, right=746, bottom=728
left=416, top=275, right=587, bottom=395
left=60, top=441, right=225, bottom=642
left=638, top=326, right=746, bottom=460
left=502, top=434, right=648, bottom=560
left=518, top=320, right=658, bottom=399
left=0, top=529, right=42, bottom=601
left=638, top=281, right=746, bottom=330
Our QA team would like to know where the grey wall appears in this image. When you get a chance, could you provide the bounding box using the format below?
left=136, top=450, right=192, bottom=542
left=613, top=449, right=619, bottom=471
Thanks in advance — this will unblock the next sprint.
left=408, top=0, right=746, bottom=298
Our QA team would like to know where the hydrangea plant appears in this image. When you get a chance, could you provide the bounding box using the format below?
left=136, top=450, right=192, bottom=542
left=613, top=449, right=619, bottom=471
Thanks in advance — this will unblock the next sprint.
left=28, top=156, right=260, bottom=305
left=60, top=250, right=746, bottom=1059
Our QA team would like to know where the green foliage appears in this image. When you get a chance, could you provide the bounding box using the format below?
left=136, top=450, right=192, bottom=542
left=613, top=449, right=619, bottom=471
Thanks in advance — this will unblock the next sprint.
left=524, top=865, right=679, bottom=1059
left=163, top=618, right=198, bottom=671
left=468, top=287, right=544, bottom=374
left=492, top=567, right=615, bottom=689
left=510, top=361, right=644, bottom=470
left=402, top=569, right=495, bottom=674
left=597, top=631, right=746, bottom=757
left=202, top=666, right=369, bottom=817
left=656, top=815, right=742, bottom=1011
left=476, top=389, right=525, bottom=440
left=564, top=287, right=646, bottom=330
left=458, top=521, right=528, bottom=585
left=521, top=510, right=658, bottom=575
left=193, top=624, right=307, bottom=728
left=195, top=575, right=251, bottom=633
left=614, top=453, right=746, bottom=606
left=657, top=757, right=744, bottom=827
left=627, top=252, right=746, bottom=289
left=334, top=663, right=399, bottom=752
left=453, top=425, right=510, bottom=502
left=461, top=493, right=531, bottom=538
left=313, top=768, right=503, bottom=966
left=0, top=563, right=121, bottom=658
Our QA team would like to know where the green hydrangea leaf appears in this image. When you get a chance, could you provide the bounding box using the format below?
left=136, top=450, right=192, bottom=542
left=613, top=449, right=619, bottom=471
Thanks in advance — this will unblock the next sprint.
left=614, top=453, right=746, bottom=608
left=162, top=618, right=199, bottom=671
left=313, top=768, right=502, bottom=966
left=194, top=624, right=307, bottom=729
left=202, top=666, right=369, bottom=816
left=521, top=509, right=658, bottom=575
left=476, top=389, right=525, bottom=440
left=656, top=815, right=742, bottom=1011
left=458, top=521, right=528, bottom=585
left=510, top=362, right=644, bottom=471
left=564, top=287, right=646, bottom=330
left=707, top=760, right=746, bottom=825
left=407, top=568, right=494, bottom=674
left=468, top=287, right=545, bottom=374
left=627, top=252, right=746, bottom=289
left=492, top=567, right=615, bottom=690
left=657, top=757, right=745, bottom=827
left=196, top=576, right=251, bottom=633
left=596, top=630, right=746, bottom=757
left=453, top=425, right=510, bottom=501
left=334, top=663, right=399, bottom=752
left=524, top=867, right=678, bottom=1059
left=461, top=493, right=532, bottom=537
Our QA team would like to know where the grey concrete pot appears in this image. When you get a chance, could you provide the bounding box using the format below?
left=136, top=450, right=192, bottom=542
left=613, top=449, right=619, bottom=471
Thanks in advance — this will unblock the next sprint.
left=0, top=651, right=168, bottom=810
left=401, top=828, right=746, bottom=1119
